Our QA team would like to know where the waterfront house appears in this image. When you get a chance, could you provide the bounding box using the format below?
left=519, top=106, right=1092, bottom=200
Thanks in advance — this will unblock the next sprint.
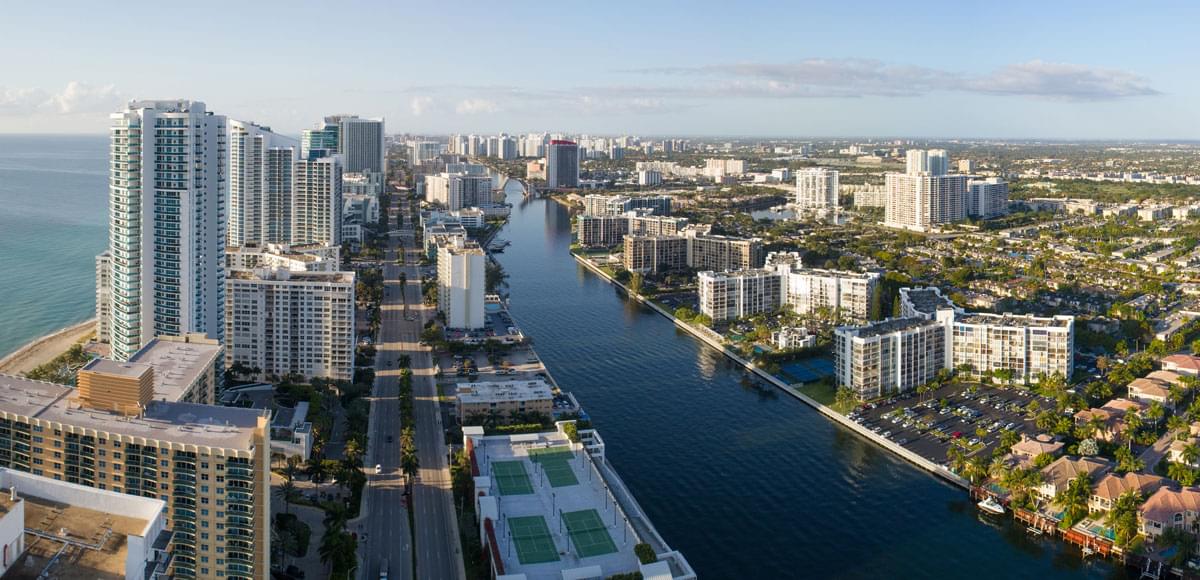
left=1037, top=456, right=1113, bottom=502
left=1009, top=434, right=1064, bottom=468
left=1162, top=354, right=1200, bottom=376
left=1139, top=486, right=1200, bottom=538
left=1089, top=472, right=1169, bottom=513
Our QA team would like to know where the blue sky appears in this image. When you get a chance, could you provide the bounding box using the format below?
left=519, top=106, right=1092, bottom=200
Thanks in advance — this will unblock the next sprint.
left=1, top=0, right=1196, bottom=138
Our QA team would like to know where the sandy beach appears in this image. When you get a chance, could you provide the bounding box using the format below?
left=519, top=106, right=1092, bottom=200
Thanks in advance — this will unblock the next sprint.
left=0, top=319, right=96, bottom=376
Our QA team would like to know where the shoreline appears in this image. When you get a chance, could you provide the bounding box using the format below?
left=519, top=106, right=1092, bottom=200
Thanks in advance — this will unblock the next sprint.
left=0, top=319, right=96, bottom=376
left=570, top=252, right=970, bottom=490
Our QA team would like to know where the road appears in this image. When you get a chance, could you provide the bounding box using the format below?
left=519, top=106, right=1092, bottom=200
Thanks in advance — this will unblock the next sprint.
left=360, top=195, right=415, bottom=580
left=362, top=194, right=465, bottom=580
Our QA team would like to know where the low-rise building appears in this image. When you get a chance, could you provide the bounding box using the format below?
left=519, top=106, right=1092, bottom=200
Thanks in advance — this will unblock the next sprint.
left=456, top=379, right=555, bottom=424
left=773, top=327, right=816, bottom=350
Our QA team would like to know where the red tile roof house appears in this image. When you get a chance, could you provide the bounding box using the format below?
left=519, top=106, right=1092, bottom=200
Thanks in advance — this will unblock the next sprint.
left=1090, top=472, right=1169, bottom=513
left=1009, top=434, right=1064, bottom=468
left=1074, top=399, right=1147, bottom=442
left=1139, top=486, right=1200, bottom=539
left=1036, top=456, right=1113, bottom=502
left=1162, top=354, right=1200, bottom=376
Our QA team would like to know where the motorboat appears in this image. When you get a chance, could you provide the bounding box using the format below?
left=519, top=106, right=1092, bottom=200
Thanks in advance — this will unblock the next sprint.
left=977, top=496, right=1005, bottom=515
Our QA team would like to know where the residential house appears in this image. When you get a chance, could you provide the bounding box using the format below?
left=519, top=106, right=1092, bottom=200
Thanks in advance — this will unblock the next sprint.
left=1162, top=354, right=1200, bottom=376
left=1139, top=486, right=1200, bottom=538
left=1036, top=456, right=1113, bottom=502
left=1009, top=434, right=1064, bottom=468
left=1090, top=472, right=1169, bottom=513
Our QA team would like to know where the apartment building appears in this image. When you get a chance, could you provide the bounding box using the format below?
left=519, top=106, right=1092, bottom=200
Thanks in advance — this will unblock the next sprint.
left=339, top=117, right=385, bottom=179
left=292, top=155, right=343, bottom=246
left=547, top=140, right=580, bottom=189
left=226, top=243, right=341, bottom=273
left=951, top=313, right=1074, bottom=383
left=834, top=317, right=947, bottom=399
left=437, top=241, right=486, bottom=329
left=455, top=379, right=554, bottom=424
left=226, top=120, right=299, bottom=247
left=105, top=100, right=228, bottom=362
left=697, top=269, right=784, bottom=322
left=622, top=235, right=688, bottom=274
left=424, top=171, right=493, bottom=211
left=685, top=231, right=764, bottom=272
left=967, top=177, right=1010, bottom=219
left=884, top=172, right=969, bottom=231
left=96, top=251, right=112, bottom=343
left=0, top=369, right=271, bottom=580
left=795, top=168, right=839, bottom=210
left=629, top=214, right=688, bottom=236
left=582, top=194, right=672, bottom=217
left=225, top=268, right=356, bottom=381
left=577, top=214, right=631, bottom=247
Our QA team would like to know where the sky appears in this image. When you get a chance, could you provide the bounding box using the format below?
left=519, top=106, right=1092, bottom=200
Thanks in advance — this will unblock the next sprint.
left=1, top=0, right=1197, bottom=139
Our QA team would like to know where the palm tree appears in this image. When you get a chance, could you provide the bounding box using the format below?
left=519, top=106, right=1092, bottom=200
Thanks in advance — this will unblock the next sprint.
left=323, top=499, right=350, bottom=531
left=344, top=439, right=364, bottom=469
left=1055, top=473, right=1092, bottom=527
left=1146, top=401, right=1166, bottom=431
left=1105, top=491, right=1143, bottom=548
left=277, top=478, right=300, bottom=515
left=1183, top=442, right=1200, bottom=467
left=308, top=454, right=329, bottom=499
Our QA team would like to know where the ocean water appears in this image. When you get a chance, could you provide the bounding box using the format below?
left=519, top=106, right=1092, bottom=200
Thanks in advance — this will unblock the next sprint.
left=0, top=135, right=108, bottom=357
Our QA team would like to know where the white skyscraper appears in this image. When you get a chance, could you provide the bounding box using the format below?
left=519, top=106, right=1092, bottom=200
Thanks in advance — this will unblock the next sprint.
left=339, top=117, right=385, bottom=177
left=437, top=241, right=486, bottom=329
left=105, top=100, right=228, bottom=361
left=795, top=168, right=839, bottom=210
left=967, top=178, right=1010, bottom=219
left=292, top=155, right=343, bottom=245
left=227, top=120, right=299, bottom=247
left=886, top=149, right=966, bottom=231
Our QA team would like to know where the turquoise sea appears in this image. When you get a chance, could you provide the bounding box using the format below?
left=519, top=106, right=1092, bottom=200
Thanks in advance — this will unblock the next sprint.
left=0, top=135, right=108, bottom=357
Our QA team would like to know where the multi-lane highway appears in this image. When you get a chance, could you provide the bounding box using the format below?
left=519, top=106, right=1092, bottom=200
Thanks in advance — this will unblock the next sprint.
left=361, top=194, right=464, bottom=580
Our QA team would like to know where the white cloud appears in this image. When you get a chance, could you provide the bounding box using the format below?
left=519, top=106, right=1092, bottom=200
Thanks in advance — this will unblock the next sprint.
left=45, top=81, right=122, bottom=114
left=626, top=58, right=1159, bottom=101
left=0, top=87, right=49, bottom=114
left=455, top=98, right=499, bottom=115
left=409, top=95, right=433, bottom=116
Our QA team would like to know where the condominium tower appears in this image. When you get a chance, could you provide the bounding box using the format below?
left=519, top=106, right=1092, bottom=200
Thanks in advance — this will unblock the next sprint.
left=105, top=100, right=228, bottom=361
left=795, top=168, right=839, bottom=210
left=546, top=140, right=580, bottom=189
left=292, top=155, right=343, bottom=246
left=227, top=121, right=298, bottom=247
left=339, top=117, right=385, bottom=177
left=437, top=241, right=486, bottom=329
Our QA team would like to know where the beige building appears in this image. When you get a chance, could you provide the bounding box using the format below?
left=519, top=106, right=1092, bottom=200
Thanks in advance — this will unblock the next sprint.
left=697, top=269, right=783, bottom=322
left=622, top=235, right=688, bottom=274
left=0, top=367, right=270, bottom=580
left=576, top=215, right=630, bottom=247
left=684, top=231, right=763, bottom=273
left=456, top=379, right=554, bottom=424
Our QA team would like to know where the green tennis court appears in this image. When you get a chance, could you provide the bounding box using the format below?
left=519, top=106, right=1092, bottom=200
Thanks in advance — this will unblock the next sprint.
left=509, top=515, right=559, bottom=564
left=493, top=460, right=533, bottom=495
left=529, top=446, right=579, bottom=487
left=561, top=509, right=618, bottom=558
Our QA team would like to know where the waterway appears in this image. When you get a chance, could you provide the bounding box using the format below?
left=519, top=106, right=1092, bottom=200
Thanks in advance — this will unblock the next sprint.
left=493, top=184, right=1126, bottom=579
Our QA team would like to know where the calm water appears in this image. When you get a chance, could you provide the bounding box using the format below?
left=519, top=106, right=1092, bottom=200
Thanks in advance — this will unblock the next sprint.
left=495, top=186, right=1124, bottom=579
left=0, top=135, right=107, bottom=357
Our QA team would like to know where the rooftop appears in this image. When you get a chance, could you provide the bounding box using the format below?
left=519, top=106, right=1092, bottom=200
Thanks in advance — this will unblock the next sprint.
left=127, top=336, right=222, bottom=403
left=901, top=287, right=957, bottom=315
left=840, top=317, right=941, bottom=339
left=457, top=380, right=554, bottom=405
left=0, top=374, right=265, bottom=450
left=8, top=495, right=151, bottom=580
left=955, top=312, right=1073, bottom=328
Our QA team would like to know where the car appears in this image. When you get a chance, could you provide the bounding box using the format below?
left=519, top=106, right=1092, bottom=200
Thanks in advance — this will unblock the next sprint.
left=969, top=437, right=981, bottom=446
left=375, top=464, right=383, bottom=475
left=952, top=431, right=963, bottom=439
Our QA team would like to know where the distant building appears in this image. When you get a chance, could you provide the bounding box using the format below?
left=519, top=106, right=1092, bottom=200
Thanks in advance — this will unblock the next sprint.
left=958, top=159, right=977, bottom=173
left=227, top=120, right=299, bottom=247
left=438, top=241, right=486, bottom=329
left=884, top=172, right=968, bottom=231
left=577, top=215, right=631, bottom=247
left=795, top=168, right=839, bottom=210
left=767, top=252, right=878, bottom=321
left=292, top=154, right=343, bottom=245
left=685, top=231, right=764, bottom=272
left=425, top=171, right=493, bottom=211
left=547, top=140, right=580, bottom=189
left=339, top=117, right=385, bottom=178
left=638, top=169, right=663, bottom=187
left=967, top=178, right=1009, bottom=219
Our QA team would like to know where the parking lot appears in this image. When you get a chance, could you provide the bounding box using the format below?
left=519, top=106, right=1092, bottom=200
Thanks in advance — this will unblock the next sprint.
left=847, top=382, right=1052, bottom=467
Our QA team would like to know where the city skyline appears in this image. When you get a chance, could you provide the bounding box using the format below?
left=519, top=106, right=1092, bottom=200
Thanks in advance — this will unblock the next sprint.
left=1, top=1, right=1197, bottom=139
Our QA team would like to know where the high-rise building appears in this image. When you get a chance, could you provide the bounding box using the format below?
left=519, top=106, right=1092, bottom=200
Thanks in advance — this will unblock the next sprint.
left=697, top=269, right=783, bottom=322
left=546, top=140, right=579, bottom=189
left=292, top=155, right=343, bottom=245
left=437, top=241, right=486, bottom=329
left=766, top=252, right=878, bottom=321
left=637, top=169, right=662, bottom=187
left=905, top=148, right=948, bottom=176
left=967, top=177, right=1010, bottom=219
left=957, top=159, right=977, bottom=173
left=884, top=172, right=968, bottom=231
left=105, top=100, right=228, bottom=362
left=950, top=313, right=1074, bottom=384
left=96, top=251, right=112, bottom=343
left=576, top=215, right=631, bottom=247
left=622, top=235, right=689, bottom=274
left=225, top=268, right=356, bottom=381
left=795, top=168, right=839, bottom=210
left=684, top=231, right=764, bottom=272
left=227, top=120, right=299, bottom=247
left=409, top=140, right=441, bottom=166
left=339, top=117, right=385, bottom=177
left=424, top=171, right=493, bottom=211
left=300, top=116, right=342, bottom=159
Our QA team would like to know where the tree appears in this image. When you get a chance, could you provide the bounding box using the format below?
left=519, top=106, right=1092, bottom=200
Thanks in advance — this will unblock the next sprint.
left=1055, top=473, right=1093, bottom=527
left=1115, top=445, right=1145, bottom=474
left=277, top=478, right=300, bottom=515
left=1078, top=438, right=1099, bottom=457
left=1146, top=401, right=1165, bottom=431
left=1168, top=462, right=1199, bottom=487
left=834, top=386, right=857, bottom=413
left=1183, top=442, right=1200, bottom=467
left=629, top=273, right=644, bottom=295
left=1106, top=491, right=1142, bottom=548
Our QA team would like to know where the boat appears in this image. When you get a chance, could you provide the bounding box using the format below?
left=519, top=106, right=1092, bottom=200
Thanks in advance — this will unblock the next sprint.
left=977, top=496, right=1005, bottom=515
